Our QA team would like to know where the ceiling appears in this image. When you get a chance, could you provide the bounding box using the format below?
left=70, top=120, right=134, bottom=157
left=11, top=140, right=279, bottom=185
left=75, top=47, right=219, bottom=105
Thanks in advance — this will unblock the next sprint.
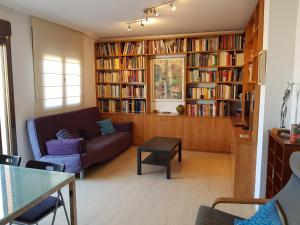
left=0, top=0, right=258, bottom=39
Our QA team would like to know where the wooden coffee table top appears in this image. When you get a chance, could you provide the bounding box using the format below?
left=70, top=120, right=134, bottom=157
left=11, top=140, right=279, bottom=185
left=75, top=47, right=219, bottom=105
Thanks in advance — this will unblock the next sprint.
left=138, top=136, right=181, bottom=152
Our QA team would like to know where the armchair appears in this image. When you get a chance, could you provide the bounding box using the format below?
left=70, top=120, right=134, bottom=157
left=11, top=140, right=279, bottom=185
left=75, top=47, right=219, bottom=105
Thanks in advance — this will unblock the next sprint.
left=195, top=152, right=300, bottom=225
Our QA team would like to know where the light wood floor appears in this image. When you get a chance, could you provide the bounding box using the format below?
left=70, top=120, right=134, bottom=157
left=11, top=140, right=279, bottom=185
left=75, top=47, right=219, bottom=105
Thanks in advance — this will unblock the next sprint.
left=40, top=147, right=255, bottom=225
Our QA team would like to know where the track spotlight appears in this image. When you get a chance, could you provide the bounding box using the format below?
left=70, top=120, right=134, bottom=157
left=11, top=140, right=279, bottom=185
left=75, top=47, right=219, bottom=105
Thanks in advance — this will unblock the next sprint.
left=127, top=24, right=131, bottom=31
left=154, top=8, right=159, bottom=16
left=170, top=2, right=176, bottom=11
left=140, top=20, right=144, bottom=27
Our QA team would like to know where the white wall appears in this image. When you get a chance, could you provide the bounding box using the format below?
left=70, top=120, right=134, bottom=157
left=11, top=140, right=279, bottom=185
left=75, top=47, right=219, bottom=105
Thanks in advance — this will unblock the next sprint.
left=256, top=0, right=299, bottom=197
left=0, top=5, right=35, bottom=165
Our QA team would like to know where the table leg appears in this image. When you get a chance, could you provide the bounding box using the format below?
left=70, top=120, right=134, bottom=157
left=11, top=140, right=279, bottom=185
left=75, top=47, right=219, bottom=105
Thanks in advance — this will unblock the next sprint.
left=167, top=162, right=171, bottom=179
left=69, top=179, right=77, bottom=225
left=178, top=142, right=182, bottom=162
left=137, top=149, right=142, bottom=175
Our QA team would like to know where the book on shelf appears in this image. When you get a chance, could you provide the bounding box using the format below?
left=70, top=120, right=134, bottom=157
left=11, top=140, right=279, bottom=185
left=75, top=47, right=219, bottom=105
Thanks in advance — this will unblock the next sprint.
left=121, top=86, right=146, bottom=98
left=219, top=34, right=244, bottom=50
left=219, top=52, right=244, bottom=67
left=187, top=70, right=217, bottom=82
left=217, top=101, right=229, bottom=117
left=187, top=87, right=216, bottom=99
left=218, top=69, right=243, bottom=82
left=122, top=100, right=146, bottom=113
left=188, top=53, right=218, bottom=67
left=98, top=84, right=120, bottom=98
left=97, top=71, right=120, bottom=83
left=96, top=42, right=122, bottom=56
left=99, top=100, right=121, bottom=113
left=147, top=39, right=186, bottom=54
left=96, top=58, right=120, bottom=70
left=187, top=38, right=219, bottom=52
left=123, top=41, right=146, bottom=55
left=217, top=84, right=242, bottom=99
left=122, top=70, right=145, bottom=83
left=187, top=103, right=217, bottom=117
left=122, top=56, right=145, bottom=69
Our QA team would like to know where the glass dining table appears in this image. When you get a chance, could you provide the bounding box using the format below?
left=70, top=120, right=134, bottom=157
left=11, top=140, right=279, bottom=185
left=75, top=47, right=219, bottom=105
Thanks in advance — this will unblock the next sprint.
left=0, top=164, right=77, bottom=225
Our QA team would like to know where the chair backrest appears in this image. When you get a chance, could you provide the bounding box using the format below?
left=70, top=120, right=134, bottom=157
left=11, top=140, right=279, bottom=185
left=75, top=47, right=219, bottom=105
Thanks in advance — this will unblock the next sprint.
left=26, top=160, right=65, bottom=172
left=274, top=152, right=300, bottom=225
left=0, top=154, right=21, bottom=166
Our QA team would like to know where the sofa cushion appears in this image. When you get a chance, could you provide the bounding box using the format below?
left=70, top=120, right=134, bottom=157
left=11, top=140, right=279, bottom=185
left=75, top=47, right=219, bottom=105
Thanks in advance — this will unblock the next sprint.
left=46, top=139, right=84, bottom=155
left=80, top=123, right=100, bottom=140
left=56, top=129, right=72, bottom=140
left=97, top=119, right=116, bottom=135
left=195, top=206, right=243, bottom=225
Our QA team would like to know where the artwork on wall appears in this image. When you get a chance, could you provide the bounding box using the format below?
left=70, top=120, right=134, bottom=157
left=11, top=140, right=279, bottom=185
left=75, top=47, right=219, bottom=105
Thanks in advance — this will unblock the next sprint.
left=153, top=57, right=184, bottom=101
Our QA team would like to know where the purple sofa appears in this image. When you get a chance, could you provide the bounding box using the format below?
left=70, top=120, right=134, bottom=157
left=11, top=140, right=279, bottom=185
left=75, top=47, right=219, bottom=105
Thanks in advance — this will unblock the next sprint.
left=27, top=107, right=132, bottom=175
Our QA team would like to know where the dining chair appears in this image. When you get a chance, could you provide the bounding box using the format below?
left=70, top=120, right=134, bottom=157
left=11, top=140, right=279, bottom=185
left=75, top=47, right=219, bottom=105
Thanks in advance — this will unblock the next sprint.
left=11, top=160, right=70, bottom=225
left=0, top=154, right=21, bottom=166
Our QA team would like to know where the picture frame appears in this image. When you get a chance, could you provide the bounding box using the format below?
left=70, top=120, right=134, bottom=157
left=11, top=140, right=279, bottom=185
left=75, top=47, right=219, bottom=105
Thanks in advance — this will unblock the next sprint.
left=152, top=57, right=184, bottom=101
left=258, top=50, right=267, bottom=85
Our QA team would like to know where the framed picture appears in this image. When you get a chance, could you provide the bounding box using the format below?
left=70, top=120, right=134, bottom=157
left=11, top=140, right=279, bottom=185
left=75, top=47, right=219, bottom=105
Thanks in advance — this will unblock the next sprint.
left=153, top=57, right=184, bottom=101
left=258, top=50, right=267, bottom=85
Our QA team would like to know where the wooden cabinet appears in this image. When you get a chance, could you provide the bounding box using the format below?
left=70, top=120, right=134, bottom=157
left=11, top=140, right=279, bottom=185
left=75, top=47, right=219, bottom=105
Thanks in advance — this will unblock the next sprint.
left=183, top=117, right=231, bottom=153
left=144, top=115, right=183, bottom=140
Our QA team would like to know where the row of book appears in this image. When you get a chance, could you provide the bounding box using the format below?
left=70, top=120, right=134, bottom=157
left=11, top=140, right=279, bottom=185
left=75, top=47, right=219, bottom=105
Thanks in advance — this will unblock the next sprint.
left=219, top=34, right=244, bottom=50
left=218, top=69, right=243, bottom=82
left=217, top=84, right=242, bottom=99
left=98, top=84, right=120, bottom=98
left=123, top=56, right=145, bottom=69
left=97, top=72, right=120, bottom=83
left=122, top=100, right=146, bottom=113
left=186, top=103, right=217, bottom=117
left=121, top=86, right=146, bottom=98
left=187, top=70, right=217, bottom=82
left=188, top=53, right=218, bottom=67
left=123, top=41, right=146, bottom=55
left=99, top=100, right=121, bottom=113
left=187, top=38, right=219, bottom=52
left=148, top=39, right=187, bottom=54
left=186, top=87, right=216, bottom=99
left=96, top=43, right=122, bottom=56
left=96, top=58, right=120, bottom=70
left=219, top=52, right=244, bottom=67
left=122, top=71, right=145, bottom=83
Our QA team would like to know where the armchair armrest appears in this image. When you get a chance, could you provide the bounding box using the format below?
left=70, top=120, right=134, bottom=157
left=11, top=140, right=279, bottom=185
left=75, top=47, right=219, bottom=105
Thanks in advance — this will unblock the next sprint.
left=114, top=122, right=133, bottom=132
left=212, top=197, right=270, bottom=208
left=46, top=138, right=86, bottom=156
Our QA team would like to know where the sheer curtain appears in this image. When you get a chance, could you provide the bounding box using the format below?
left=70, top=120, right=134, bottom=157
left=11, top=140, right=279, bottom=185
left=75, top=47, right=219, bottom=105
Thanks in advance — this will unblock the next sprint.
left=31, top=17, right=85, bottom=116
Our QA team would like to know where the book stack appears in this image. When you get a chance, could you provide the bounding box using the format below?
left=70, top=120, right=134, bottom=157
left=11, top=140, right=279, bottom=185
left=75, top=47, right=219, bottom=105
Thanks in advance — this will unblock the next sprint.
left=187, top=103, right=217, bottom=117
left=235, top=53, right=244, bottom=66
left=187, top=70, right=217, bottom=82
left=96, top=58, right=120, bottom=69
left=121, top=86, right=145, bottom=98
left=96, top=43, right=121, bottom=56
left=187, top=38, right=219, bottom=52
left=219, top=52, right=244, bottom=67
left=123, top=56, right=145, bottom=69
left=123, top=41, right=146, bottom=55
left=218, top=69, right=243, bottom=82
left=122, top=71, right=145, bottom=83
left=187, top=87, right=216, bottom=99
left=122, top=100, right=146, bottom=113
left=217, top=101, right=229, bottom=116
left=98, top=84, right=120, bottom=98
left=219, top=34, right=244, bottom=50
left=98, top=72, right=120, bottom=83
left=99, top=100, right=120, bottom=113
left=217, top=84, right=241, bottom=99
left=147, top=39, right=187, bottom=54
left=188, top=53, right=218, bottom=67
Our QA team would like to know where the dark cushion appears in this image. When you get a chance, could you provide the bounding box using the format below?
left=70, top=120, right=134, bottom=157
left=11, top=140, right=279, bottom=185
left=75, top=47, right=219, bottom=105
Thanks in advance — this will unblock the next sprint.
left=80, top=123, right=100, bottom=140
left=97, top=119, right=116, bottom=135
left=46, top=139, right=84, bottom=155
left=195, top=206, right=243, bottom=225
left=16, top=196, right=62, bottom=223
left=56, top=129, right=72, bottom=140
left=70, top=130, right=82, bottom=139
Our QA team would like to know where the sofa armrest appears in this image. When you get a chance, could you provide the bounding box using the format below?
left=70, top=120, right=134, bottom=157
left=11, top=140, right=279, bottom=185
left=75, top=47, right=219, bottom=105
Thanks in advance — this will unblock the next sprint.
left=46, top=139, right=86, bottom=156
left=212, top=197, right=270, bottom=208
left=114, top=122, right=133, bottom=132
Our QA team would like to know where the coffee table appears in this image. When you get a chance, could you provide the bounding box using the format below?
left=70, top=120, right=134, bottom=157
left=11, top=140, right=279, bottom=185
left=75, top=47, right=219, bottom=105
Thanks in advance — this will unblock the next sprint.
left=137, top=136, right=182, bottom=179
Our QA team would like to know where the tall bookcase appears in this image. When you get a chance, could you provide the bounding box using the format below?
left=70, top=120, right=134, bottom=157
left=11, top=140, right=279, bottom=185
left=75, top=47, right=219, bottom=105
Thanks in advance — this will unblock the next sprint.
left=95, top=32, right=245, bottom=117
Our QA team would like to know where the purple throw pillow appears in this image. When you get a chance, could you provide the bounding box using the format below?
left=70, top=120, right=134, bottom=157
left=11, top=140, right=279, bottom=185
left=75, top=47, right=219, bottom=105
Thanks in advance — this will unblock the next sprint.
left=80, top=123, right=100, bottom=140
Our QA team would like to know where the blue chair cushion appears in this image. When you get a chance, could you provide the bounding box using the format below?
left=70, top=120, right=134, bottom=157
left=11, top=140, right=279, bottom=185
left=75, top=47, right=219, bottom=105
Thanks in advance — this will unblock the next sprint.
left=15, top=196, right=62, bottom=223
left=234, top=200, right=283, bottom=225
left=97, top=119, right=116, bottom=135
